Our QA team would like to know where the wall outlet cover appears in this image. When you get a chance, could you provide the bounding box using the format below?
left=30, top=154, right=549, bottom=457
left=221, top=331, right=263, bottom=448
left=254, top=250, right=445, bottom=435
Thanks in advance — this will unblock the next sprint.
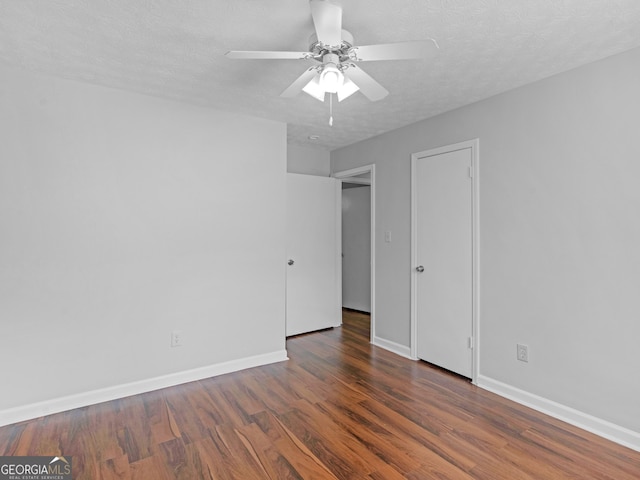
left=517, top=343, right=528, bottom=362
left=171, top=330, right=183, bottom=348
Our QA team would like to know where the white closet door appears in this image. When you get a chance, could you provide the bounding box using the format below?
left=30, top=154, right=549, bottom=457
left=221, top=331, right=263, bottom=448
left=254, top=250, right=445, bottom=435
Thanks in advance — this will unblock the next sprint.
left=415, top=147, right=473, bottom=378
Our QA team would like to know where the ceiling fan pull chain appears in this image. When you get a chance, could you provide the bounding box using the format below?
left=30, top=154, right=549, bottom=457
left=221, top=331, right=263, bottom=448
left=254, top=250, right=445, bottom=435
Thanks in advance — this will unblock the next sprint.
left=329, top=93, right=334, bottom=126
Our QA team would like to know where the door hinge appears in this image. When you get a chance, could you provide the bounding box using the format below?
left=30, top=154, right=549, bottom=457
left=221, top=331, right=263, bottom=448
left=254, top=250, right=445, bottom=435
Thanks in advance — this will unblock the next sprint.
left=468, top=337, right=474, bottom=349
left=468, top=166, right=474, bottom=178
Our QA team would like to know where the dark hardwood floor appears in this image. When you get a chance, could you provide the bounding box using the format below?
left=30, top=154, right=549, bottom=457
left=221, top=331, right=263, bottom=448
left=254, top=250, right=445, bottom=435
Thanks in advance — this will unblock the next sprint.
left=1, top=309, right=638, bottom=479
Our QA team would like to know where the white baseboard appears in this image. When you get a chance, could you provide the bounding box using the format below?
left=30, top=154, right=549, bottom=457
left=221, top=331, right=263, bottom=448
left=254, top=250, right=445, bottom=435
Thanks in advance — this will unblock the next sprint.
left=0, top=350, right=288, bottom=428
left=372, top=336, right=412, bottom=359
left=477, top=375, right=640, bottom=452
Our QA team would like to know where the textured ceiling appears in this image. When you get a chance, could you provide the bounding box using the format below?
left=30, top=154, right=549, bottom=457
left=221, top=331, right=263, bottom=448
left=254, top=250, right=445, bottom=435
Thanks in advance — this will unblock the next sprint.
left=1, top=0, right=640, bottom=150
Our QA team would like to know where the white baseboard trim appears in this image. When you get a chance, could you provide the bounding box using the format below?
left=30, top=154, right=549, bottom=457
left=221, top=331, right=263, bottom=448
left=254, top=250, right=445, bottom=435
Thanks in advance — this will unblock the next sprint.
left=372, top=336, right=412, bottom=359
left=0, top=350, right=288, bottom=428
left=477, top=375, right=640, bottom=452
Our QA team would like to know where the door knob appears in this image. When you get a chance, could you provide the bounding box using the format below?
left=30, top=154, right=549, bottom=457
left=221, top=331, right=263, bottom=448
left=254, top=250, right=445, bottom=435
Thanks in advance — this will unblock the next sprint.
left=288, top=259, right=295, bottom=266
left=416, top=265, right=424, bottom=273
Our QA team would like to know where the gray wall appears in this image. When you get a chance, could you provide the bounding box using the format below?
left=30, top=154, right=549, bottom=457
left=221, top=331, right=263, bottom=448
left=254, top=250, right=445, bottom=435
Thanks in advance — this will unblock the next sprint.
left=0, top=64, right=287, bottom=416
left=331, top=47, right=640, bottom=434
left=287, top=144, right=330, bottom=176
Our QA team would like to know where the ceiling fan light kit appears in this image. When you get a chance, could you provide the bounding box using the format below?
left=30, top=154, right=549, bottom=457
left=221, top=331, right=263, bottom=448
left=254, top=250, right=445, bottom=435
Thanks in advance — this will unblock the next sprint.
left=319, top=54, right=343, bottom=93
left=302, top=75, right=326, bottom=101
left=336, top=76, right=359, bottom=102
left=225, top=0, right=439, bottom=120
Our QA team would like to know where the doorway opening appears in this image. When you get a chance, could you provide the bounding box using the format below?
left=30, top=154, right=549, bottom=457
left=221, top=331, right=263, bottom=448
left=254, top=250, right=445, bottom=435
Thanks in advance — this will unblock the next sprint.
left=342, top=181, right=370, bottom=314
left=333, top=165, right=375, bottom=344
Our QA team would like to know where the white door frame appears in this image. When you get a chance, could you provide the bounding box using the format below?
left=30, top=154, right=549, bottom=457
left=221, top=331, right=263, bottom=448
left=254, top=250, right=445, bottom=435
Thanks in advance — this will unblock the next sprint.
left=333, top=164, right=376, bottom=344
left=411, top=139, right=480, bottom=384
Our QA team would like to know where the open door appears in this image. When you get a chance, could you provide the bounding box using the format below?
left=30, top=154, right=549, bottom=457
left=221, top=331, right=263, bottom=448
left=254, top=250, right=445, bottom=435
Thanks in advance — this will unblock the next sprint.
left=286, top=173, right=341, bottom=336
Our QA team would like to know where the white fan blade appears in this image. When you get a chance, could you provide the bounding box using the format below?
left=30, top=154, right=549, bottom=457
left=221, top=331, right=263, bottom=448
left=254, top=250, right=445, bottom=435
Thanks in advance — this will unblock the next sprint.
left=226, top=50, right=310, bottom=60
left=310, top=0, right=342, bottom=47
left=343, top=64, right=388, bottom=101
left=350, top=39, right=439, bottom=62
left=281, top=67, right=320, bottom=98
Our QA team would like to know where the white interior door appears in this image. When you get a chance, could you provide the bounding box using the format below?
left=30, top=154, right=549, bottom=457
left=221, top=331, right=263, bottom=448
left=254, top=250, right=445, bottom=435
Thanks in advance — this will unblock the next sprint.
left=414, top=146, right=473, bottom=378
left=286, top=173, right=341, bottom=336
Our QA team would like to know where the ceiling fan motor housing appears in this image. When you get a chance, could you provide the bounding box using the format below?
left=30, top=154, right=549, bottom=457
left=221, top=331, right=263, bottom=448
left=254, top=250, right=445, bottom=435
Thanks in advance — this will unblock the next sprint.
left=308, top=29, right=354, bottom=62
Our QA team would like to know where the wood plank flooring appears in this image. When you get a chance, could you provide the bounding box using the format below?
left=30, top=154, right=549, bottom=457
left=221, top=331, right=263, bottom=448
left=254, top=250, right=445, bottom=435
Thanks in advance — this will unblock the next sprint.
left=1, top=309, right=639, bottom=479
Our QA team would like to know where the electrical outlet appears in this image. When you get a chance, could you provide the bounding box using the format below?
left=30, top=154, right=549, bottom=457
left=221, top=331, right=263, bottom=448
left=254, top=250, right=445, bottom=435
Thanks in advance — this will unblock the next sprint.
left=517, top=343, right=528, bottom=362
left=171, top=330, right=183, bottom=348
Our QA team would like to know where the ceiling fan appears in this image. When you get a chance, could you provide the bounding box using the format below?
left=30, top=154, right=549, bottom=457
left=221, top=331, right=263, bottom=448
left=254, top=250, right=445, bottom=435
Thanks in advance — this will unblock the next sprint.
left=225, top=0, right=438, bottom=103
